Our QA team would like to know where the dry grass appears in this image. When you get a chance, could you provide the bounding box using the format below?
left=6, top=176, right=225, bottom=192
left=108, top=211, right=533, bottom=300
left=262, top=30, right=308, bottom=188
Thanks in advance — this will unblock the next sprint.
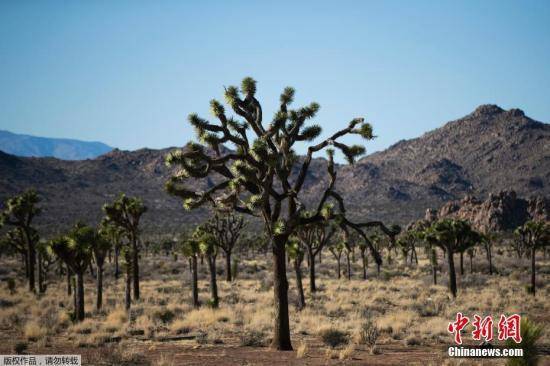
left=0, top=248, right=548, bottom=363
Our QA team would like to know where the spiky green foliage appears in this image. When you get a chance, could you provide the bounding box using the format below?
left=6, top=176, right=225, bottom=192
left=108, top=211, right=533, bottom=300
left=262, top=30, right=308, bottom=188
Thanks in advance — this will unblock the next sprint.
left=505, top=317, right=544, bottom=366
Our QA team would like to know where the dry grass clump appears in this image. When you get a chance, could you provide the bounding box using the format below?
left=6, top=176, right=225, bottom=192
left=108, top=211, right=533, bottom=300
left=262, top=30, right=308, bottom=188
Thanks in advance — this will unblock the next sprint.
left=24, top=320, right=47, bottom=341
left=376, top=310, right=416, bottom=336
left=296, top=342, right=308, bottom=358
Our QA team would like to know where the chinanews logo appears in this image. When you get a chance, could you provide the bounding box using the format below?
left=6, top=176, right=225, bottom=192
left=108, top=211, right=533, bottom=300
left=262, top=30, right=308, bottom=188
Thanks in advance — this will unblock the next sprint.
left=446, top=313, right=524, bottom=358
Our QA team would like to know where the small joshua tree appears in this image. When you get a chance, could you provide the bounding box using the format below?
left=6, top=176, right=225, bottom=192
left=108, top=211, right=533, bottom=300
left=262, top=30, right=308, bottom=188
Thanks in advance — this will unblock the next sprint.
left=99, top=219, right=124, bottom=280
left=328, top=240, right=345, bottom=280
left=286, top=238, right=305, bottom=310
left=195, top=225, right=220, bottom=308
left=103, top=194, right=147, bottom=301
left=0, top=189, right=41, bottom=292
left=50, top=223, right=94, bottom=321
left=423, top=219, right=481, bottom=298
left=1, top=228, right=30, bottom=279
left=92, top=230, right=112, bottom=310
left=165, top=77, right=393, bottom=350
left=179, top=236, right=201, bottom=307
left=295, top=217, right=337, bottom=292
left=205, top=212, right=245, bottom=282
left=514, top=221, right=550, bottom=296
left=36, top=239, right=56, bottom=294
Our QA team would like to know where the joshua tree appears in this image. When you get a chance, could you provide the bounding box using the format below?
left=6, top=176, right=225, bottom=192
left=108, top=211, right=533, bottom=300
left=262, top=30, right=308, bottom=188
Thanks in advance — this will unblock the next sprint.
left=164, top=77, right=393, bottom=350
left=423, top=219, right=481, bottom=298
left=514, top=221, right=550, bottom=296
left=36, top=240, right=56, bottom=294
left=481, top=233, right=495, bottom=275
left=179, top=236, right=201, bottom=307
left=99, top=220, right=124, bottom=280
left=103, top=194, right=147, bottom=301
left=50, top=223, right=94, bottom=321
left=466, top=247, right=475, bottom=273
left=206, top=212, right=245, bottom=282
left=92, top=231, right=112, bottom=310
left=328, top=240, right=345, bottom=279
left=195, top=225, right=220, bottom=308
left=286, top=238, right=306, bottom=310
left=1, top=228, right=29, bottom=278
left=358, top=241, right=369, bottom=280
left=0, top=189, right=41, bottom=292
left=296, top=218, right=336, bottom=292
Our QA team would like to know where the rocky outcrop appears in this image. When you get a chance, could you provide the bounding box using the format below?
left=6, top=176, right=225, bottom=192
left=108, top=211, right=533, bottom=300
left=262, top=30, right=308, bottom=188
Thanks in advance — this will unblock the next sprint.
left=437, top=191, right=549, bottom=233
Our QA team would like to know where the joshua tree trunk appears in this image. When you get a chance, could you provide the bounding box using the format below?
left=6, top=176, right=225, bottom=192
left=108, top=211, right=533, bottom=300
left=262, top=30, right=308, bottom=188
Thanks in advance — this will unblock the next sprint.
left=191, top=256, right=199, bottom=308
left=294, top=258, right=305, bottom=310
left=37, top=251, right=45, bottom=294
left=346, top=251, right=352, bottom=280
left=23, top=252, right=29, bottom=279
left=460, top=252, right=464, bottom=276
left=66, top=267, right=72, bottom=296
left=225, top=251, right=232, bottom=282
left=207, top=255, right=219, bottom=308
left=96, top=265, right=103, bottom=310
left=361, top=250, right=368, bottom=280
left=76, top=271, right=85, bottom=321
left=337, top=256, right=342, bottom=279
left=307, top=248, right=316, bottom=293
left=114, top=245, right=120, bottom=280
left=125, top=260, right=131, bottom=311
left=26, top=229, right=36, bottom=292
left=531, top=248, right=536, bottom=296
left=447, top=249, right=457, bottom=298
left=431, top=248, right=437, bottom=285
left=469, top=253, right=473, bottom=273
left=271, top=236, right=292, bottom=351
left=376, top=262, right=380, bottom=276
left=132, top=237, right=140, bottom=300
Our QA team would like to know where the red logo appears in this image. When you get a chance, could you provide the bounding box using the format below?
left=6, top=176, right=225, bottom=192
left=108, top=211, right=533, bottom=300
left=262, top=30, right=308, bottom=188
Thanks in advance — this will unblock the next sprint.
left=448, top=313, right=522, bottom=344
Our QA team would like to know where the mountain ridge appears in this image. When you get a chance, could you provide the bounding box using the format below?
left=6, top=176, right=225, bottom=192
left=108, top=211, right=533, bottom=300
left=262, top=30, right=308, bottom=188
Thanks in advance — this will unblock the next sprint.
left=0, top=104, right=548, bottom=236
left=0, top=129, right=113, bottom=160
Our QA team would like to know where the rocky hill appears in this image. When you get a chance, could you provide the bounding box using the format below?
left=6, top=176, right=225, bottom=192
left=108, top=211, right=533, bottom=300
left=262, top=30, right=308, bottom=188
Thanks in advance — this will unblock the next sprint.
left=0, top=105, right=548, bottom=236
left=0, top=130, right=112, bottom=160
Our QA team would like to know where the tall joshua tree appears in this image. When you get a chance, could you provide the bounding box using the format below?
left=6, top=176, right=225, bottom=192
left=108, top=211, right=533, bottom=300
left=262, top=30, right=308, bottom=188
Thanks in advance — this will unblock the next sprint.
left=514, top=221, right=550, bottom=296
left=2, top=228, right=30, bottom=279
left=206, top=212, right=245, bottom=282
left=423, top=219, right=480, bottom=298
left=103, top=194, right=147, bottom=301
left=0, top=189, right=41, bottom=292
left=50, top=223, right=94, bottom=321
left=296, top=218, right=336, bottom=292
left=165, top=77, right=393, bottom=350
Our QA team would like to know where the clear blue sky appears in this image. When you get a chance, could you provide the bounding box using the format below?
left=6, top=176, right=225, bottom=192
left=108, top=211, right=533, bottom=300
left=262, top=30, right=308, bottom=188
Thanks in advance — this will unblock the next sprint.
left=1, top=0, right=549, bottom=159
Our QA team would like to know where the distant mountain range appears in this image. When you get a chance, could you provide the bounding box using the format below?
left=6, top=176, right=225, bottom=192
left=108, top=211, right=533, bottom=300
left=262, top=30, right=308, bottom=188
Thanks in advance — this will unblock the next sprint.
left=0, top=105, right=548, bottom=236
left=0, top=130, right=112, bottom=160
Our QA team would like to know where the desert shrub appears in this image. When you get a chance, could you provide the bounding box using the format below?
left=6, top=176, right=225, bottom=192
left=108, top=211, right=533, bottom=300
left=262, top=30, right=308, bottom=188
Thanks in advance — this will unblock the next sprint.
left=505, top=317, right=543, bottom=366
left=356, top=318, right=379, bottom=350
left=14, top=341, right=28, bottom=354
left=195, top=331, right=208, bottom=344
left=404, top=335, right=421, bottom=346
left=152, top=308, right=175, bottom=324
left=24, top=320, right=47, bottom=341
left=240, top=329, right=267, bottom=347
left=319, top=328, right=349, bottom=348
left=6, top=278, right=16, bottom=294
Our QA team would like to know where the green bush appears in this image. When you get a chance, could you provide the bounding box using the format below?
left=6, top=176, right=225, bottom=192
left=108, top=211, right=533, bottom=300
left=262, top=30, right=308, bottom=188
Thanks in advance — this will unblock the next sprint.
left=319, top=328, right=349, bottom=348
left=506, top=317, right=543, bottom=366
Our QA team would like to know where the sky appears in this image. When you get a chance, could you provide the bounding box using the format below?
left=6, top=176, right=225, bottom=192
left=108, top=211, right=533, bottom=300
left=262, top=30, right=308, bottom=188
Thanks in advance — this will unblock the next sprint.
left=1, top=0, right=549, bottom=160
